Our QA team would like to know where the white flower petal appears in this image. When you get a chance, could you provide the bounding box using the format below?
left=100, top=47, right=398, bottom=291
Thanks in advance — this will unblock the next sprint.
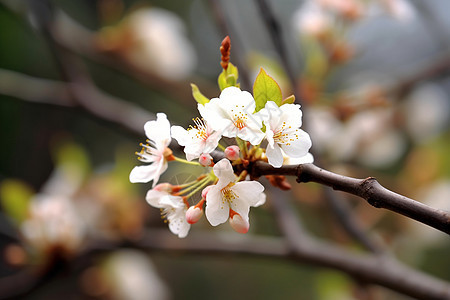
left=145, top=189, right=169, bottom=207
left=285, top=152, right=314, bottom=165
left=171, top=125, right=189, bottom=146
left=281, top=129, right=312, bottom=158
left=266, top=143, right=284, bottom=168
left=205, top=187, right=229, bottom=226
left=144, top=113, right=171, bottom=148
left=232, top=181, right=265, bottom=207
left=254, top=192, right=266, bottom=207
left=213, top=159, right=236, bottom=189
left=129, top=164, right=160, bottom=183
left=279, top=103, right=303, bottom=128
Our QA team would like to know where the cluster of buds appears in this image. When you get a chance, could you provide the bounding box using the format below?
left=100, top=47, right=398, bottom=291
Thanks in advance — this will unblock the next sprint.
left=130, top=37, right=313, bottom=238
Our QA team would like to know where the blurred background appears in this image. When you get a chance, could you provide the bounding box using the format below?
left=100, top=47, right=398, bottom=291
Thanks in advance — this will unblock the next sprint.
left=0, top=0, right=449, bottom=299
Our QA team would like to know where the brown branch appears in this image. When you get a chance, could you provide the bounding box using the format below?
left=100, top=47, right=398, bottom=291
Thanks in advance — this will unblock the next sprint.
left=0, top=68, right=154, bottom=137
left=83, top=229, right=450, bottom=299
left=268, top=193, right=450, bottom=300
left=2, top=227, right=449, bottom=299
left=251, top=161, right=450, bottom=235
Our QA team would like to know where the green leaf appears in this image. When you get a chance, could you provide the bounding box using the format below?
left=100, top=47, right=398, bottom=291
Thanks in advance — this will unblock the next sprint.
left=0, top=179, right=33, bottom=223
left=253, top=68, right=282, bottom=112
left=190, top=83, right=209, bottom=105
left=217, top=63, right=239, bottom=91
left=282, top=95, right=295, bottom=105
left=53, top=141, right=91, bottom=186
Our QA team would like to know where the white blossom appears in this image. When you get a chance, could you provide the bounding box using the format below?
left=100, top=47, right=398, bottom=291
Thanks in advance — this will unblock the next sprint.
left=199, top=87, right=264, bottom=145
left=129, top=113, right=172, bottom=187
left=146, top=189, right=190, bottom=238
left=258, top=101, right=312, bottom=168
left=171, top=118, right=221, bottom=161
left=205, top=159, right=264, bottom=227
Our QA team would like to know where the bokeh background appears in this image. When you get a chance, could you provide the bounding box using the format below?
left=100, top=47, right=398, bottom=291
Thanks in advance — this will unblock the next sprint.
left=0, top=0, right=449, bottom=299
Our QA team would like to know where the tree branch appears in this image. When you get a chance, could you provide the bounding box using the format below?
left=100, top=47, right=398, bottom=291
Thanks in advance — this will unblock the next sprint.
left=251, top=161, right=450, bottom=235
left=268, top=192, right=450, bottom=300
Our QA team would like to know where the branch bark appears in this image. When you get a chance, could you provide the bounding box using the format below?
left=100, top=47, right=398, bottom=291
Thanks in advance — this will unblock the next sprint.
left=251, top=161, right=450, bottom=235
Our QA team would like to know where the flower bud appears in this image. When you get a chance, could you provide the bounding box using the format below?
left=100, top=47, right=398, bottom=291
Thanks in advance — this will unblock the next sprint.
left=153, top=183, right=173, bottom=193
left=185, top=206, right=203, bottom=224
left=199, top=153, right=213, bottom=167
left=201, top=185, right=214, bottom=199
left=224, top=145, right=240, bottom=161
left=229, top=212, right=249, bottom=234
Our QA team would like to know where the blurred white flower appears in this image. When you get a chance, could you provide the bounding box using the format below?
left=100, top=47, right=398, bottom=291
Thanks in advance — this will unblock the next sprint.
left=317, top=0, right=364, bottom=20
left=121, top=8, right=197, bottom=80
left=130, top=113, right=172, bottom=187
left=292, top=1, right=331, bottom=38
left=404, top=83, right=450, bottom=143
left=106, top=250, right=170, bottom=300
left=21, top=195, right=85, bottom=254
left=381, top=0, right=416, bottom=22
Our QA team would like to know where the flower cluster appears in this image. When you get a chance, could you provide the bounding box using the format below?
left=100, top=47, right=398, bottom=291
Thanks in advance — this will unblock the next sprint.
left=129, top=37, right=312, bottom=238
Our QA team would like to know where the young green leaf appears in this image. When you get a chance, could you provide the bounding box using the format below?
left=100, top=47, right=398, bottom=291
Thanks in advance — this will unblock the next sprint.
left=190, top=83, right=209, bottom=105
left=282, top=95, right=295, bottom=105
left=0, top=180, right=33, bottom=223
left=253, top=68, right=282, bottom=112
left=217, top=62, right=239, bottom=91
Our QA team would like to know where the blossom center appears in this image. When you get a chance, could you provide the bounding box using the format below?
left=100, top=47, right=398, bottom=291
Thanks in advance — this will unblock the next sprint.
left=273, top=122, right=298, bottom=146
left=230, top=105, right=248, bottom=130
left=189, top=117, right=209, bottom=141
left=160, top=207, right=176, bottom=223
left=220, top=182, right=237, bottom=208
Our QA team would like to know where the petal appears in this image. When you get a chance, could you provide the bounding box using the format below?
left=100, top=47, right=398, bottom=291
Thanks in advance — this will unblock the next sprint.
left=259, top=101, right=282, bottom=126
left=232, top=181, right=265, bottom=207
left=185, top=153, right=197, bottom=161
left=203, top=131, right=222, bottom=153
left=237, top=127, right=265, bottom=145
left=151, top=160, right=168, bottom=187
left=281, top=129, right=312, bottom=158
left=129, top=164, right=159, bottom=183
left=213, top=159, right=236, bottom=189
left=279, top=104, right=303, bottom=128
left=169, top=217, right=190, bottom=238
left=205, top=187, right=229, bottom=226
left=171, top=125, right=189, bottom=146
left=198, top=101, right=231, bottom=133
left=266, top=143, right=284, bottom=168
left=265, top=124, right=275, bottom=147
left=144, top=113, right=171, bottom=147
left=254, top=192, right=266, bottom=207
left=285, top=152, right=314, bottom=165
left=145, top=189, right=168, bottom=207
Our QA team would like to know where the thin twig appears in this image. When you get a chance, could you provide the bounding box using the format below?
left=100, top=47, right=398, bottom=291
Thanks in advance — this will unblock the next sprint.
left=251, top=161, right=450, bottom=235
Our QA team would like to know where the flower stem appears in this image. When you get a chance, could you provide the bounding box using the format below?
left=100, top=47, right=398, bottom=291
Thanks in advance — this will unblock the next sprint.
left=177, top=174, right=212, bottom=196
left=217, top=143, right=226, bottom=151
left=173, top=156, right=201, bottom=166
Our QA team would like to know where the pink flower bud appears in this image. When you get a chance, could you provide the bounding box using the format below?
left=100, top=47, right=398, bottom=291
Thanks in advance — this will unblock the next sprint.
left=224, top=145, right=240, bottom=161
left=199, top=153, right=213, bottom=167
left=153, top=183, right=173, bottom=193
left=185, top=206, right=203, bottom=224
left=201, top=185, right=214, bottom=199
left=229, top=212, right=249, bottom=234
